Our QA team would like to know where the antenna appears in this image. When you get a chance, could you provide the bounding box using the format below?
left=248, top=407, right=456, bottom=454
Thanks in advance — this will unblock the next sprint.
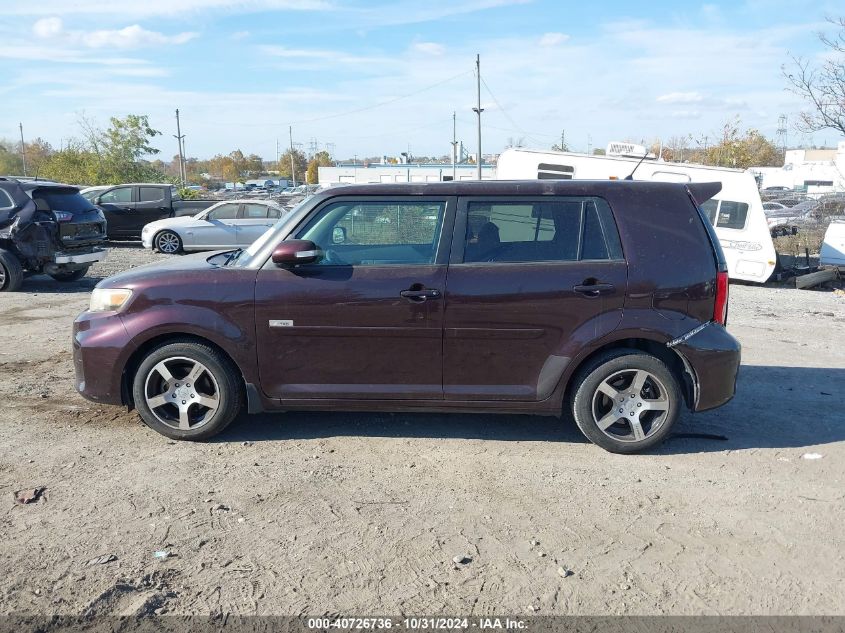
left=624, top=152, right=650, bottom=181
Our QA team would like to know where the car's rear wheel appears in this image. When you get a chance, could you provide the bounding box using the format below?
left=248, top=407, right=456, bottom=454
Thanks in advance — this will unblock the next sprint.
left=0, top=248, right=24, bottom=292
left=571, top=349, right=681, bottom=453
left=155, top=230, right=182, bottom=254
left=49, top=266, right=89, bottom=282
left=132, top=340, right=243, bottom=440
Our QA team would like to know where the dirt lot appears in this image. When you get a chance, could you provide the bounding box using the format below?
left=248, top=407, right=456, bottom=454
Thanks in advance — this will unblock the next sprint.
left=0, top=244, right=843, bottom=617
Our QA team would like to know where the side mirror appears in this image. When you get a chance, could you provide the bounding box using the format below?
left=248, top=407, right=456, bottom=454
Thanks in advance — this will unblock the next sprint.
left=332, top=226, right=347, bottom=244
left=271, top=239, right=323, bottom=266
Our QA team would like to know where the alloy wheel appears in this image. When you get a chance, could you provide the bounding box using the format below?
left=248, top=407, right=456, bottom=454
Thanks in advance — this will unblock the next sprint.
left=156, top=232, right=180, bottom=254
left=143, top=356, right=220, bottom=431
left=591, top=369, right=671, bottom=443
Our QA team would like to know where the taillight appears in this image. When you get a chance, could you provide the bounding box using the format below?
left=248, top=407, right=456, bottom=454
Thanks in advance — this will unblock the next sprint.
left=713, top=271, right=729, bottom=326
left=53, top=211, right=73, bottom=222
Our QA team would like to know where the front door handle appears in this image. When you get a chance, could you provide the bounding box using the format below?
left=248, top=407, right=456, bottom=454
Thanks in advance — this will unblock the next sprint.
left=400, top=288, right=441, bottom=302
left=573, top=283, right=615, bottom=297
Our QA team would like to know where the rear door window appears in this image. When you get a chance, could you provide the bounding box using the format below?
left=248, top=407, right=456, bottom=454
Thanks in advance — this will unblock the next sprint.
left=139, top=187, right=164, bottom=203
left=462, top=198, right=621, bottom=263
left=242, top=203, right=271, bottom=218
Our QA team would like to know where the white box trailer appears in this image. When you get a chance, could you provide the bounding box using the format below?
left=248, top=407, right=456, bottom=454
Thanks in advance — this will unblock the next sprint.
left=496, top=147, right=777, bottom=283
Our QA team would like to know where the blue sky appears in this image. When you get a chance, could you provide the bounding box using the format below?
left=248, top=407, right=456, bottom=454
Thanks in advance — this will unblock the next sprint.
left=1, top=0, right=842, bottom=162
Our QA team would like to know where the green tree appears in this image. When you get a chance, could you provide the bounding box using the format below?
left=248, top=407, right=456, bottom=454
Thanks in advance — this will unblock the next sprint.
left=702, top=119, right=781, bottom=169
left=306, top=150, right=334, bottom=184
left=278, top=148, right=308, bottom=184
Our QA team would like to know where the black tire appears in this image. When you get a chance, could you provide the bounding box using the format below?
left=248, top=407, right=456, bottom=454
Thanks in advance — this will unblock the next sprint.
left=0, top=248, right=24, bottom=292
left=49, top=266, right=89, bottom=282
left=570, top=349, right=681, bottom=454
left=154, top=230, right=183, bottom=254
left=131, top=339, right=243, bottom=441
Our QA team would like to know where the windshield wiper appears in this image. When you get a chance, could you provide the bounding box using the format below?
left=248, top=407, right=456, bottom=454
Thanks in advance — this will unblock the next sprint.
left=223, top=248, right=244, bottom=266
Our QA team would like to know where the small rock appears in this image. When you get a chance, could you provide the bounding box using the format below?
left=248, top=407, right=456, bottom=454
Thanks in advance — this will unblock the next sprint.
left=526, top=605, right=537, bottom=613
left=529, top=539, right=539, bottom=547
left=212, top=504, right=229, bottom=512
left=242, top=441, right=252, bottom=447
left=537, top=551, right=546, bottom=558
left=84, top=554, right=117, bottom=567
left=34, top=589, right=41, bottom=595
left=557, top=567, right=574, bottom=578
left=237, top=517, right=245, bottom=523
left=153, top=550, right=173, bottom=559
left=452, top=555, right=471, bottom=565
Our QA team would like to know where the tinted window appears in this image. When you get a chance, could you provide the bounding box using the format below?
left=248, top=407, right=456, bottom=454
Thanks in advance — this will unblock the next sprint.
left=296, top=200, right=446, bottom=266
left=243, top=203, right=270, bottom=218
left=716, top=200, right=749, bottom=230
left=30, top=188, right=94, bottom=213
left=463, top=198, right=620, bottom=263
left=537, top=163, right=574, bottom=180
left=99, top=187, right=132, bottom=204
left=207, top=204, right=240, bottom=221
left=700, top=199, right=718, bottom=225
left=0, top=189, right=14, bottom=210
left=139, top=187, right=163, bottom=202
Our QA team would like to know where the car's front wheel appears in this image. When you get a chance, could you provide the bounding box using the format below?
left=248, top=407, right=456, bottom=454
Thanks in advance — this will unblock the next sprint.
left=132, top=340, right=243, bottom=440
left=570, top=349, right=681, bottom=453
left=155, top=230, right=183, bottom=254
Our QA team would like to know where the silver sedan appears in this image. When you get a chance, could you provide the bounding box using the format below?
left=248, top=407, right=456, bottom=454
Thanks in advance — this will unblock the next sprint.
left=141, top=200, right=285, bottom=254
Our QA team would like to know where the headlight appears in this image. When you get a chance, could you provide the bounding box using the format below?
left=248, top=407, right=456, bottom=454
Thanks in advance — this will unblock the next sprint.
left=89, top=288, right=133, bottom=312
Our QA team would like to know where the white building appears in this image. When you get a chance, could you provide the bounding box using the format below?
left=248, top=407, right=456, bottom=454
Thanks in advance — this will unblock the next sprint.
left=750, top=141, right=845, bottom=195
left=318, top=163, right=495, bottom=184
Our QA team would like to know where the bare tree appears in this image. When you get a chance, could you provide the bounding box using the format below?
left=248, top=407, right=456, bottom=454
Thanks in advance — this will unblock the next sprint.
left=783, top=17, right=845, bottom=137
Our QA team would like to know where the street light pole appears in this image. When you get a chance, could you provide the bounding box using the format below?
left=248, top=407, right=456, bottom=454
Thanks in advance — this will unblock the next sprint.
left=472, top=54, right=484, bottom=181
left=451, top=111, right=457, bottom=181
left=174, top=109, right=186, bottom=187
left=18, top=122, right=27, bottom=177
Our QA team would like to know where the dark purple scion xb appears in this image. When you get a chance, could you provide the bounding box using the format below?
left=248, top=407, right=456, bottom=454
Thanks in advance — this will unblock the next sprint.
left=74, top=180, right=740, bottom=453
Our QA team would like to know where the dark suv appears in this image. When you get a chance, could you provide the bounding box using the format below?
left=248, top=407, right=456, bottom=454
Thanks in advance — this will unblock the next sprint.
left=73, top=181, right=739, bottom=453
left=1, top=178, right=107, bottom=291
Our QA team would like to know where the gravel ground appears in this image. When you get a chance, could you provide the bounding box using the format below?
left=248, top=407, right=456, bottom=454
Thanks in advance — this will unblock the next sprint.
left=0, top=244, right=843, bottom=617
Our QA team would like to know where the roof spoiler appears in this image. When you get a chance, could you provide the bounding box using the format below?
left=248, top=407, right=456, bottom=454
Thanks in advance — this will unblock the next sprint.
left=686, top=182, right=722, bottom=205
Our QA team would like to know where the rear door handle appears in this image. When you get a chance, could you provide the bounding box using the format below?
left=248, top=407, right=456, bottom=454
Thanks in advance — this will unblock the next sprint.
left=400, top=288, right=441, bottom=302
left=573, top=283, right=615, bottom=297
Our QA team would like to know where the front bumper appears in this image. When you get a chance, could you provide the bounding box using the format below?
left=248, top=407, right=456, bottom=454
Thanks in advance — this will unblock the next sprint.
left=73, top=310, right=135, bottom=406
left=670, top=322, right=741, bottom=412
left=55, top=248, right=107, bottom=265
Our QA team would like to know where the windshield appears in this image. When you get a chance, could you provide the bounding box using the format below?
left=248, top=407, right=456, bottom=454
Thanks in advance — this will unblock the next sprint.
left=228, top=199, right=308, bottom=268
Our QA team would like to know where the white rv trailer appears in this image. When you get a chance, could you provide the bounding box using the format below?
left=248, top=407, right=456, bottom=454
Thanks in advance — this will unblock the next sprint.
left=496, top=146, right=777, bottom=283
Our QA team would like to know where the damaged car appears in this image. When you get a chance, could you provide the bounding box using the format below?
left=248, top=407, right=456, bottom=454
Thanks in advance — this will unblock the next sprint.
left=0, top=178, right=107, bottom=291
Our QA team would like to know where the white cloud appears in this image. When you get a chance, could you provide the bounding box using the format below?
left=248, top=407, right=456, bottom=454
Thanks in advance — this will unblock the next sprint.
left=538, top=32, right=568, bottom=47
left=656, top=91, right=705, bottom=104
left=32, top=16, right=196, bottom=49
left=8, top=0, right=332, bottom=18
left=33, top=17, right=63, bottom=38
left=231, top=30, right=250, bottom=40
left=83, top=25, right=197, bottom=48
left=412, top=42, right=445, bottom=56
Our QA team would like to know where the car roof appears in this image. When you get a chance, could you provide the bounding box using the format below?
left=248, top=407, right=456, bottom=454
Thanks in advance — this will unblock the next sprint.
left=0, top=177, right=79, bottom=192
left=311, top=179, right=710, bottom=199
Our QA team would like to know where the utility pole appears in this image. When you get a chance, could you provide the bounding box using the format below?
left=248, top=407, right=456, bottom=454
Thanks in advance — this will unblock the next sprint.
left=451, top=111, right=458, bottom=181
left=174, top=109, right=186, bottom=187
left=18, top=122, right=27, bottom=177
left=472, top=54, right=484, bottom=181
left=289, top=125, right=296, bottom=187
left=560, top=130, right=566, bottom=151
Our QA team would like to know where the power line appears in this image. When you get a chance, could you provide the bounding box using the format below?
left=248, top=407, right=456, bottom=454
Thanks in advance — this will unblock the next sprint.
left=479, top=75, right=545, bottom=147
left=284, top=70, right=473, bottom=127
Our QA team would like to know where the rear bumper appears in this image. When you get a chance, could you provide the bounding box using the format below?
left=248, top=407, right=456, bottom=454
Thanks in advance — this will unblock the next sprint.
left=55, top=248, right=107, bottom=265
left=671, top=322, right=741, bottom=412
left=73, top=311, right=134, bottom=405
